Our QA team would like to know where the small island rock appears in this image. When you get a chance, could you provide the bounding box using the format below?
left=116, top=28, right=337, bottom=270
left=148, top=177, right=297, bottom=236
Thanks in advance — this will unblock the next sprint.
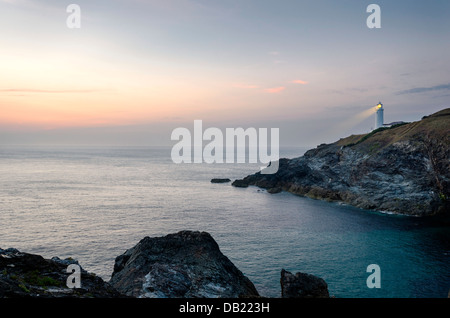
left=211, top=178, right=231, bottom=183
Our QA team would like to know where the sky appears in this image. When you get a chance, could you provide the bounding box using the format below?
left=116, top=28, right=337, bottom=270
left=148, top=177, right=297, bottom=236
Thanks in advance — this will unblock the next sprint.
left=1, top=0, right=449, bottom=147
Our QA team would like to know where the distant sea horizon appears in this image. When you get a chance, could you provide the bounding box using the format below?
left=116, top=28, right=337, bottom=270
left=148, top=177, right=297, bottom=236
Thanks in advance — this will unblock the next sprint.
left=0, top=145, right=449, bottom=298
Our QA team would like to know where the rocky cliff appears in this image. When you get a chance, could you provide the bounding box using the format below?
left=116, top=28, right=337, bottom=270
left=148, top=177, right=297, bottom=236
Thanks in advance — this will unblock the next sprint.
left=233, top=108, right=450, bottom=218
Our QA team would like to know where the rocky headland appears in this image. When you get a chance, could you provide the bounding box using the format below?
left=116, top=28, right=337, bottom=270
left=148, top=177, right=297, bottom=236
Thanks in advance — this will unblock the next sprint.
left=233, top=108, right=450, bottom=219
left=1, top=231, right=329, bottom=298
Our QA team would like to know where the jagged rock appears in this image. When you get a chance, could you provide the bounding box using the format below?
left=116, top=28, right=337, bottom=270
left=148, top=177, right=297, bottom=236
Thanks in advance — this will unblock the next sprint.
left=231, top=179, right=249, bottom=188
left=235, top=109, right=450, bottom=218
left=109, top=231, right=260, bottom=298
left=211, top=178, right=231, bottom=183
left=0, top=248, right=125, bottom=298
left=267, top=187, right=282, bottom=194
left=280, top=269, right=329, bottom=298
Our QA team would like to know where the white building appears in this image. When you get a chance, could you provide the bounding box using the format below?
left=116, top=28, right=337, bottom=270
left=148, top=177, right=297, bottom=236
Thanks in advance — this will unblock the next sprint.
left=375, top=102, right=384, bottom=129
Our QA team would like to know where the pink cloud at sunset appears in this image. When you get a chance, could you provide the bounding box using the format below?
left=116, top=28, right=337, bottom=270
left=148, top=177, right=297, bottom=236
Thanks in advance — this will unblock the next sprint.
left=232, top=83, right=260, bottom=89
left=291, top=80, right=309, bottom=85
left=265, top=87, right=286, bottom=94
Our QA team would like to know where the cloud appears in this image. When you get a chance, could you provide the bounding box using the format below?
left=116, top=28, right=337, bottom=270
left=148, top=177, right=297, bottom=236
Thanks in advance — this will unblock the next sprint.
left=0, top=88, right=111, bottom=94
left=0, top=0, right=23, bottom=4
left=291, top=80, right=308, bottom=85
left=397, top=83, right=450, bottom=95
left=234, top=79, right=308, bottom=94
left=265, top=86, right=286, bottom=94
left=0, top=0, right=51, bottom=11
left=232, top=84, right=259, bottom=89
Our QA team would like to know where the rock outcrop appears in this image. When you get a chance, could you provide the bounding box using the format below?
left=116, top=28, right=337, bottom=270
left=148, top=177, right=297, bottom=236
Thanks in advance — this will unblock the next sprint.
left=211, top=178, right=231, bottom=183
left=0, top=248, right=124, bottom=298
left=280, top=269, right=329, bottom=298
left=109, top=231, right=260, bottom=298
left=1, top=234, right=335, bottom=299
left=234, top=108, right=450, bottom=218
left=231, top=179, right=249, bottom=188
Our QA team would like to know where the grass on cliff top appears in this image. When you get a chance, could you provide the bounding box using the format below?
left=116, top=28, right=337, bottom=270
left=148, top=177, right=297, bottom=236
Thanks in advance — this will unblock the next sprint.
left=23, top=270, right=64, bottom=288
left=337, top=108, right=450, bottom=153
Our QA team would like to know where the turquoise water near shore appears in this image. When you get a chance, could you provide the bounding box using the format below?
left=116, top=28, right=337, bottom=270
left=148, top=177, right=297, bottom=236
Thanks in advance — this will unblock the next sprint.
left=0, top=146, right=448, bottom=298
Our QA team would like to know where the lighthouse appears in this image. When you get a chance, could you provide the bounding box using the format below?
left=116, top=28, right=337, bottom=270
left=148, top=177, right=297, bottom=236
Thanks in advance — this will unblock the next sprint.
left=375, top=102, right=384, bottom=129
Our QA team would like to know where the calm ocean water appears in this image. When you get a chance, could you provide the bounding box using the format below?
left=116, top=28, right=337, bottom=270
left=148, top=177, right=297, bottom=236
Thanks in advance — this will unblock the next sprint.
left=0, top=145, right=448, bottom=298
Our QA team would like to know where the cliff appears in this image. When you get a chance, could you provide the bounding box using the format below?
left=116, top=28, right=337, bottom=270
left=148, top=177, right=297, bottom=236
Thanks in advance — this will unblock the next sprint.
left=233, top=108, right=450, bottom=218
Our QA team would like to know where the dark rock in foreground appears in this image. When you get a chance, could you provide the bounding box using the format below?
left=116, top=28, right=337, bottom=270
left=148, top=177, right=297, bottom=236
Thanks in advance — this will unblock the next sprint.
left=0, top=248, right=124, bottom=298
left=110, top=231, right=260, bottom=298
left=1, top=237, right=334, bottom=298
left=280, top=269, right=329, bottom=298
left=211, top=178, right=231, bottom=183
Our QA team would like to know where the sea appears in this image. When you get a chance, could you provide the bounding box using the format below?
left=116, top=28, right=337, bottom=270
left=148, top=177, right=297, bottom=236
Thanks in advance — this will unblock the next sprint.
left=0, top=145, right=449, bottom=298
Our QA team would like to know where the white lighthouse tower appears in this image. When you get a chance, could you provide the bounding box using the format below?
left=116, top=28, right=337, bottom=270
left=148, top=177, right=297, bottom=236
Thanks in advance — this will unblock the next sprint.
left=375, top=102, right=384, bottom=129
